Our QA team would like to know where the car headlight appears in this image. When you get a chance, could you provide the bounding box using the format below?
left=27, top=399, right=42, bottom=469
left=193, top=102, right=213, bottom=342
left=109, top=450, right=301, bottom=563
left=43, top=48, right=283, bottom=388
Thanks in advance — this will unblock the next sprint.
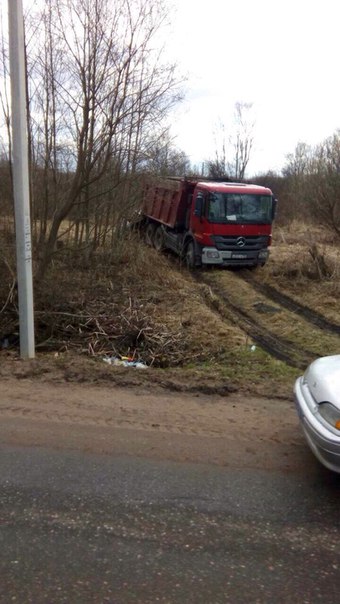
left=318, top=402, right=340, bottom=430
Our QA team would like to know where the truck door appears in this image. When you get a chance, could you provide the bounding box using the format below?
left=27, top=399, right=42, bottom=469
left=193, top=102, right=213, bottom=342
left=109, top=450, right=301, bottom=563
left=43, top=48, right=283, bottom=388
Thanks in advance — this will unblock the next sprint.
left=190, top=190, right=209, bottom=245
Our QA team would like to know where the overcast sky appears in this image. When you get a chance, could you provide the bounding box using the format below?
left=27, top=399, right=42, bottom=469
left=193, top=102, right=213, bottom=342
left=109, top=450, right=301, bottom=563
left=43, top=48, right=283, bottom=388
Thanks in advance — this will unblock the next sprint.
left=166, top=0, right=340, bottom=175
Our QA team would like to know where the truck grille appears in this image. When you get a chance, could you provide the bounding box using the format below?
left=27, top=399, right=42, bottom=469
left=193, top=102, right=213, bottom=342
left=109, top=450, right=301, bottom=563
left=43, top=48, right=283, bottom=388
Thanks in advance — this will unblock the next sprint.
left=212, top=235, right=269, bottom=251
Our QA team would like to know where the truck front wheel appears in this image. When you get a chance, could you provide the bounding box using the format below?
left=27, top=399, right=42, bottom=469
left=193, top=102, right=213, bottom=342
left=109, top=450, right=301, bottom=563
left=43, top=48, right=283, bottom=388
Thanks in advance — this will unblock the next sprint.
left=185, top=241, right=196, bottom=269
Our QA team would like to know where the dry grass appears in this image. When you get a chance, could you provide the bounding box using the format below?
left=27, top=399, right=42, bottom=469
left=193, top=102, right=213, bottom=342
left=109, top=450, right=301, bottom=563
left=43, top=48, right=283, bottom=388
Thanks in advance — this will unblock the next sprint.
left=264, top=223, right=340, bottom=319
left=0, top=221, right=339, bottom=396
left=0, top=232, right=246, bottom=367
left=263, top=227, right=340, bottom=306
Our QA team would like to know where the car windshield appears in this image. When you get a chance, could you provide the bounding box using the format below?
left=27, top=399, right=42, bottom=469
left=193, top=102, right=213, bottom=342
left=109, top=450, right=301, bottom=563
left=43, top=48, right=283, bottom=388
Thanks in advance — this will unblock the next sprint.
left=208, top=193, right=273, bottom=224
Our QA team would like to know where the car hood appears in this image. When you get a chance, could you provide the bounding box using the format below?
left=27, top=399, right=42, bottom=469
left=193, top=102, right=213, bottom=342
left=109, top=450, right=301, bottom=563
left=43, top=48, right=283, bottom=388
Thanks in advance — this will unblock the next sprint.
left=304, top=355, right=340, bottom=407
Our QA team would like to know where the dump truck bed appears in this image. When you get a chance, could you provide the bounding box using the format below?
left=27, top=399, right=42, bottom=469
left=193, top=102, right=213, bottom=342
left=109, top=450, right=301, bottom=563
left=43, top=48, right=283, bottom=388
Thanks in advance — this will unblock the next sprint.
left=143, top=179, right=195, bottom=229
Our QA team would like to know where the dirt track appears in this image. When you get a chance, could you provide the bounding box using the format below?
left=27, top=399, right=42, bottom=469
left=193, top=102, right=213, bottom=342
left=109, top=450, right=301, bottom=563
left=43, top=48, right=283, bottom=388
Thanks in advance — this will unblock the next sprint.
left=0, top=377, right=313, bottom=473
left=199, top=269, right=340, bottom=369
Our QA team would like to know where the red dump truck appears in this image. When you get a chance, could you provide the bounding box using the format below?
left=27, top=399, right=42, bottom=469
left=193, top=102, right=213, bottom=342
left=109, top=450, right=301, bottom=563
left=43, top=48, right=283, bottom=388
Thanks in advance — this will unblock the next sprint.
left=141, top=178, right=277, bottom=268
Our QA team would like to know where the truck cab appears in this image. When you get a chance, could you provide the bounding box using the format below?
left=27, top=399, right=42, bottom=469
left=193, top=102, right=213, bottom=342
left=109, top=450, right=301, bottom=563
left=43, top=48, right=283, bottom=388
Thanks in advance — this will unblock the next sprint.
left=190, top=181, right=276, bottom=267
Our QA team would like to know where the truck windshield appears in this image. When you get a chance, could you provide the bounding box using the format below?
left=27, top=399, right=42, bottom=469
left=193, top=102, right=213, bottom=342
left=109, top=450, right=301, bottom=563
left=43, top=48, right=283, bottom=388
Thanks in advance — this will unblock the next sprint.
left=208, top=193, right=273, bottom=224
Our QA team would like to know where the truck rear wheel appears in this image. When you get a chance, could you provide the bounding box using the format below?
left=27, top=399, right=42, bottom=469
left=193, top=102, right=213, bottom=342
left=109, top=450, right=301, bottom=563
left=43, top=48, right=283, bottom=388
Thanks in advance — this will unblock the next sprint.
left=145, top=223, right=155, bottom=246
left=153, top=226, right=165, bottom=251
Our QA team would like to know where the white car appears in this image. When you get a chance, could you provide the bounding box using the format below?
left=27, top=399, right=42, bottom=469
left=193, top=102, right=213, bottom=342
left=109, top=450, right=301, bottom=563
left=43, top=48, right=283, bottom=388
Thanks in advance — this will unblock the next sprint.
left=294, top=355, right=340, bottom=473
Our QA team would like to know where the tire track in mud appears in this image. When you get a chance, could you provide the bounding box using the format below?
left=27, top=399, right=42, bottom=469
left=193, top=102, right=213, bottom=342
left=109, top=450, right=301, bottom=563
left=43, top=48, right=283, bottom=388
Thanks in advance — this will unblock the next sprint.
left=196, top=273, right=319, bottom=370
left=239, top=271, right=340, bottom=335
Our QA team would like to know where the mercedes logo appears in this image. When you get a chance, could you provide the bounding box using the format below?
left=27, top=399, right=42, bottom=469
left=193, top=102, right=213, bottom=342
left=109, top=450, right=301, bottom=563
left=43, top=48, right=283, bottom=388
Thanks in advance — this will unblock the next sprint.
left=236, top=236, right=246, bottom=247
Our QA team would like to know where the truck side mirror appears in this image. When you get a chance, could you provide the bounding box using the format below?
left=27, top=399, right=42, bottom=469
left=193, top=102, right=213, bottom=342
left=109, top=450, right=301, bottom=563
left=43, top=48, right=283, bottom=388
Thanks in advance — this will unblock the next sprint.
left=194, top=195, right=203, bottom=217
left=272, top=197, right=278, bottom=220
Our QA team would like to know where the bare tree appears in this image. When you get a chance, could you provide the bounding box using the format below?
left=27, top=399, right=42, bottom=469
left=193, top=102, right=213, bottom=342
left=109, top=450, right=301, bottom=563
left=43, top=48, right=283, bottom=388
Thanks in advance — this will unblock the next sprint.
left=20, top=0, right=182, bottom=279
left=283, top=142, right=312, bottom=179
left=308, top=132, right=340, bottom=238
left=229, top=101, right=254, bottom=179
left=140, top=130, right=190, bottom=176
left=206, top=101, right=255, bottom=180
left=282, top=141, right=313, bottom=221
left=281, top=133, right=340, bottom=238
left=208, top=118, right=227, bottom=178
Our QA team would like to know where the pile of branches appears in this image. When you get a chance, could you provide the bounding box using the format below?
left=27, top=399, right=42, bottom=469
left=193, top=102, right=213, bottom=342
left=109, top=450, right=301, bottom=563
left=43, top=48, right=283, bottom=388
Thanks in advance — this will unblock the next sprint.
left=0, top=247, right=201, bottom=366
left=34, top=297, right=189, bottom=367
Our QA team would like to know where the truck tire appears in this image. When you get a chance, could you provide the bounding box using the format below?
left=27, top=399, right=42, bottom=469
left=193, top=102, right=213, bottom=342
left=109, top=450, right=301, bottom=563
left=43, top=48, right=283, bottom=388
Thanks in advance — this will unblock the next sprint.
left=185, top=241, right=196, bottom=269
left=154, top=226, right=165, bottom=251
left=145, top=223, right=155, bottom=246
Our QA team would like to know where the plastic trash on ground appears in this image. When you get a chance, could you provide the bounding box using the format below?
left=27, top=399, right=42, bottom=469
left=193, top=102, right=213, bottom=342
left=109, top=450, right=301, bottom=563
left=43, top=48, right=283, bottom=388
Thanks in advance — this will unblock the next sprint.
left=103, top=355, right=148, bottom=369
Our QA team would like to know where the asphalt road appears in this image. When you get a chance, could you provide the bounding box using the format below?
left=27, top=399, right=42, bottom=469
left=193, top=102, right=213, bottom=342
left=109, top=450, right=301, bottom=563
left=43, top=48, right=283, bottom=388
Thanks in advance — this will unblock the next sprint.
left=1, top=446, right=340, bottom=603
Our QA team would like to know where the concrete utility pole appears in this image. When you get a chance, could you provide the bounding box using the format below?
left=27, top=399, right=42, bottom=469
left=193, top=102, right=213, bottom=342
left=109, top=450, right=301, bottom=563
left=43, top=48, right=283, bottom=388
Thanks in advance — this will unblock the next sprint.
left=8, top=0, right=35, bottom=358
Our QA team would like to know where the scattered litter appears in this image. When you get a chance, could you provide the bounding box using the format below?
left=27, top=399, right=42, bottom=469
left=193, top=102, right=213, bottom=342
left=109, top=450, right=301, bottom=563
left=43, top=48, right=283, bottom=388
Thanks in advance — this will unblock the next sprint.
left=250, top=345, right=257, bottom=352
left=103, top=355, right=148, bottom=369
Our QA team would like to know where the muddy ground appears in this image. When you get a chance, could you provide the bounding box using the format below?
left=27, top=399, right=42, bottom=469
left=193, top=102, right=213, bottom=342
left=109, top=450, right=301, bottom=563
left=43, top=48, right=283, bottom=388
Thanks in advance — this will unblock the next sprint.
left=0, top=371, right=309, bottom=473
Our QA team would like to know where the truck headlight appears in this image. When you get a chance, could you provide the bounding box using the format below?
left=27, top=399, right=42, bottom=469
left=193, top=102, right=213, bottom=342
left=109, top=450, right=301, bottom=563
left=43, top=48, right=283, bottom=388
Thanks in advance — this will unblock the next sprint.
left=206, top=251, right=220, bottom=259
